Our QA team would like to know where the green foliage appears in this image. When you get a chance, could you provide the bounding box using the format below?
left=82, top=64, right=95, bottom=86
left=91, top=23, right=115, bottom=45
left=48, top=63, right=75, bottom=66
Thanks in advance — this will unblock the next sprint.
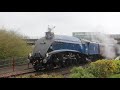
left=0, top=29, right=32, bottom=59
left=108, top=74, right=120, bottom=78
left=86, top=60, right=117, bottom=78
left=70, top=60, right=120, bottom=78
left=70, top=67, right=95, bottom=78
left=112, top=60, right=120, bottom=73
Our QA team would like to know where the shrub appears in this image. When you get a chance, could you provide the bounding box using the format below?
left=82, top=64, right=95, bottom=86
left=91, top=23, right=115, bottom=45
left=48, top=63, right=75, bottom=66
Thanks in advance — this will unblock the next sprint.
left=86, top=60, right=117, bottom=78
left=112, top=60, right=120, bottom=73
left=108, top=74, right=120, bottom=78
left=70, top=67, right=95, bottom=78
left=0, top=29, right=32, bottom=59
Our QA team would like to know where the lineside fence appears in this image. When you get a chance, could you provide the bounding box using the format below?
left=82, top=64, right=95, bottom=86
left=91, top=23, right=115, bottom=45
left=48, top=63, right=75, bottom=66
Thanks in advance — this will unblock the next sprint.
left=0, top=57, right=29, bottom=68
left=0, top=57, right=33, bottom=77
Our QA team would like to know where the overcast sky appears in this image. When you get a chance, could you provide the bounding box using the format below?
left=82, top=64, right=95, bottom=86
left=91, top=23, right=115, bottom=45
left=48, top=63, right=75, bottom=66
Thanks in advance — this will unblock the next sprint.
left=0, top=12, right=120, bottom=38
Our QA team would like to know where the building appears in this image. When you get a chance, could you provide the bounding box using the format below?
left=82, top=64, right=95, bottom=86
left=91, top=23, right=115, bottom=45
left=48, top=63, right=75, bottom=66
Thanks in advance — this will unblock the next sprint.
left=109, top=34, right=120, bottom=44
left=72, top=32, right=120, bottom=44
left=72, top=32, right=102, bottom=42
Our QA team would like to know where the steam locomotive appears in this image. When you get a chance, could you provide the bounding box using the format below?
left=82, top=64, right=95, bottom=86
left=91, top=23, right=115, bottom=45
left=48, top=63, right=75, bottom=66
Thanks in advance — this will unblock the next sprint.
left=29, top=27, right=118, bottom=71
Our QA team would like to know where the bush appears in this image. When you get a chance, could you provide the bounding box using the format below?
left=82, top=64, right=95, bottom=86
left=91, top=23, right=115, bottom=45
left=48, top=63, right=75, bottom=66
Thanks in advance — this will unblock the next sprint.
left=112, top=60, right=120, bottom=73
left=70, top=67, right=95, bottom=78
left=86, top=60, right=117, bottom=78
left=108, top=74, right=120, bottom=78
left=70, top=60, right=120, bottom=78
left=0, top=29, right=32, bottom=59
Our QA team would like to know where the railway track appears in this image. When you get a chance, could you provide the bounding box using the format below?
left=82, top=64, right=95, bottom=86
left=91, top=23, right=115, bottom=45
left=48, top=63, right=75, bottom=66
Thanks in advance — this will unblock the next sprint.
left=0, top=64, right=85, bottom=78
left=0, top=69, right=35, bottom=78
left=13, top=67, right=71, bottom=78
left=0, top=67, right=69, bottom=78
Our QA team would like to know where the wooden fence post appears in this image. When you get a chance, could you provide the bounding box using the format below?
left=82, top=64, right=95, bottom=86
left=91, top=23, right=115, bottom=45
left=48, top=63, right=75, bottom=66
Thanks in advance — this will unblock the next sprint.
left=28, top=60, right=29, bottom=69
left=27, top=58, right=30, bottom=69
left=13, top=57, right=15, bottom=72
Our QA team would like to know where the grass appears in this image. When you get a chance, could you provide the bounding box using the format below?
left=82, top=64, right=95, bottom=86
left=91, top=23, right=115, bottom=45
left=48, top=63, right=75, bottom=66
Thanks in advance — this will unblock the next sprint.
left=16, top=73, right=64, bottom=78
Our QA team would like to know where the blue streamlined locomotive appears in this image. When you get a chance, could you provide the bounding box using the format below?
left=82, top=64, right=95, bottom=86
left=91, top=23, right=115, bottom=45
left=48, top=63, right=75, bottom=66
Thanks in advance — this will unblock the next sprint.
left=29, top=27, right=116, bottom=71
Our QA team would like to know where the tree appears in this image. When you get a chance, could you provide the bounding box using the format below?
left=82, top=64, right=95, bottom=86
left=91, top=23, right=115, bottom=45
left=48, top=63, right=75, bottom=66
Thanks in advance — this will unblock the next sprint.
left=0, top=29, right=32, bottom=59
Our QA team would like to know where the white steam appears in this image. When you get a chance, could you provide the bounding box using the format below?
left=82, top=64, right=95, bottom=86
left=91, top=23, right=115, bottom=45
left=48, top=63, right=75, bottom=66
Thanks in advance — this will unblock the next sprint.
left=89, top=31, right=118, bottom=59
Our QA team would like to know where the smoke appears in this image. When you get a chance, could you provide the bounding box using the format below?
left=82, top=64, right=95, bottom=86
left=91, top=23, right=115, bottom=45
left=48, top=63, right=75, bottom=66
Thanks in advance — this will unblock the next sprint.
left=97, top=33, right=117, bottom=59
left=89, top=26, right=118, bottom=59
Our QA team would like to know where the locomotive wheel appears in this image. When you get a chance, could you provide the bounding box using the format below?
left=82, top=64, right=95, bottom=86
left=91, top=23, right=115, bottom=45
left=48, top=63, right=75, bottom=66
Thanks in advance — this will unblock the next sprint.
left=65, top=59, right=69, bottom=66
left=44, top=62, right=55, bottom=70
left=52, top=53, right=66, bottom=68
left=59, top=58, right=66, bottom=68
left=33, top=60, right=43, bottom=71
left=44, top=51, right=91, bottom=70
left=75, top=54, right=81, bottom=65
left=85, top=57, right=91, bottom=63
left=34, top=63, right=40, bottom=71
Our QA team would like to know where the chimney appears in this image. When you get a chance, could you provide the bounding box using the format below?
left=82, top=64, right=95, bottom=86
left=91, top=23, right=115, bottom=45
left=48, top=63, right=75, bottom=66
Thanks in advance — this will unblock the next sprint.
left=45, top=25, right=55, bottom=39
